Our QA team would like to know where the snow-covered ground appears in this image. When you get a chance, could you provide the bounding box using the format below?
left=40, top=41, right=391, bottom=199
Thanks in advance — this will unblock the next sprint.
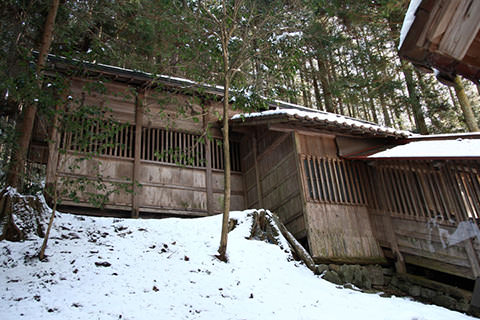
left=0, top=203, right=476, bottom=319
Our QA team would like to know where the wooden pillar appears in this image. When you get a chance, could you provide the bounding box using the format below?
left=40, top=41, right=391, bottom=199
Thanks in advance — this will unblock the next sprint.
left=377, top=166, right=406, bottom=273
left=252, top=135, right=263, bottom=208
left=293, top=131, right=310, bottom=242
left=465, top=239, right=480, bottom=278
left=204, top=114, right=214, bottom=215
left=132, top=89, right=144, bottom=218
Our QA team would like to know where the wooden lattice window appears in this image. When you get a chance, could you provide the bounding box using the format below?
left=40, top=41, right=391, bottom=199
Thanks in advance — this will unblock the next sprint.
left=140, top=127, right=241, bottom=172
left=61, top=118, right=134, bottom=159
left=373, top=161, right=480, bottom=224
left=302, top=155, right=368, bottom=205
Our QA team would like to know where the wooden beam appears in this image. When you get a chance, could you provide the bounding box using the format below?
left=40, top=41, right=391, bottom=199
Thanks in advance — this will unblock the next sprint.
left=268, top=123, right=336, bottom=138
left=464, top=239, right=480, bottom=278
left=132, top=89, right=144, bottom=218
left=438, top=0, right=480, bottom=60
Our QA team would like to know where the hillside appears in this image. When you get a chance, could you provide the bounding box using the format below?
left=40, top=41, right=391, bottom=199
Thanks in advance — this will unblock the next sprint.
left=0, top=195, right=475, bottom=320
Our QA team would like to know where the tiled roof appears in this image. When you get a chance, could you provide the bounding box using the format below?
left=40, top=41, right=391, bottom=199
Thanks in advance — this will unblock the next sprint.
left=231, top=108, right=412, bottom=139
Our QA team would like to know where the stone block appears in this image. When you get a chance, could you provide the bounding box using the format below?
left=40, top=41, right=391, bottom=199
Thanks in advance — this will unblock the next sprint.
left=409, top=285, right=421, bottom=297
left=432, top=295, right=457, bottom=309
left=323, top=270, right=343, bottom=285
left=420, top=288, right=436, bottom=299
left=366, top=265, right=385, bottom=286
left=316, top=264, right=329, bottom=275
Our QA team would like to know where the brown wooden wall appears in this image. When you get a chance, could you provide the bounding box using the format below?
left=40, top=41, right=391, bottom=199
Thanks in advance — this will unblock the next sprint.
left=368, top=159, right=480, bottom=279
left=295, top=133, right=385, bottom=264
left=240, top=127, right=305, bottom=239
left=54, top=77, right=245, bottom=216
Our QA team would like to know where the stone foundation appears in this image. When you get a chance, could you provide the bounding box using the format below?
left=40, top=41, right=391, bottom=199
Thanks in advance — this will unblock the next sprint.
left=317, top=263, right=478, bottom=317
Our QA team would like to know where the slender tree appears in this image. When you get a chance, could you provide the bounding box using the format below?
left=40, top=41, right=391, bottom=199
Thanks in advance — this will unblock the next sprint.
left=453, top=76, right=479, bottom=132
left=177, top=0, right=302, bottom=261
left=6, top=0, right=60, bottom=189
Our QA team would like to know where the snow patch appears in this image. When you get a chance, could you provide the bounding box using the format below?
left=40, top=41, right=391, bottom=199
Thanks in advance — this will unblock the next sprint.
left=0, top=196, right=473, bottom=319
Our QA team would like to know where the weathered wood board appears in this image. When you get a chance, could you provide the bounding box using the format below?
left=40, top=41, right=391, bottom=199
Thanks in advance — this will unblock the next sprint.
left=256, top=130, right=305, bottom=237
left=369, top=210, right=480, bottom=279
left=306, top=203, right=384, bottom=264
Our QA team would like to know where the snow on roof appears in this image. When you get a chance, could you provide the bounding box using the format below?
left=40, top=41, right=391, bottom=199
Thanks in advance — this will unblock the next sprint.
left=398, top=0, right=423, bottom=49
left=368, top=138, right=480, bottom=159
left=408, top=132, right=480, bottom=140
left=47, top=53, right=225, bottom=94
left=232, top=108, right=412, bottom=138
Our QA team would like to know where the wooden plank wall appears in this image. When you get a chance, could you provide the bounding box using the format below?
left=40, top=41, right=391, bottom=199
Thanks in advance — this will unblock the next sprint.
left=56, top=78, right=245, bottom=216
left=296, top=133, right=385, bottom=264
left=241, top=127, right=305, bottom=239
left=368, top=159, right=480, bottom=279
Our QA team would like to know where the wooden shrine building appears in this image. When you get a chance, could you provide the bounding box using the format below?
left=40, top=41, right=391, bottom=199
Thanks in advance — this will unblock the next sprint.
left=398, top=0, right=480, bottom=84
left=29, top=56, right=480, bottom=285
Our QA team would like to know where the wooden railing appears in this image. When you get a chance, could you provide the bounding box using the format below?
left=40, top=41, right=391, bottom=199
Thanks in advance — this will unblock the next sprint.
left=140, top=127, right=241, bottom=172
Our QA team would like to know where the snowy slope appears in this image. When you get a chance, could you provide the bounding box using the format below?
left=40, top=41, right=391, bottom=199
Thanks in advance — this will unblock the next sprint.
left=0, top=203, right=476, bottom=320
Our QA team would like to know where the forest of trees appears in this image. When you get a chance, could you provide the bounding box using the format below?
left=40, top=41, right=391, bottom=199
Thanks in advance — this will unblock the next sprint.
left=2, top=0, right=479, bottom=139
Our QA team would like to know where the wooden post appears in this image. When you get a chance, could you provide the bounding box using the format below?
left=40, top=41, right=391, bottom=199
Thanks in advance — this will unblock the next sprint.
left=465, top=239, right=480, bottom=278
left=252, top=135, right=263, bottom=208
left=204, top=114, right=214, bottom=215
left=293, top=132, right=311, bottom=247
left=377, top=167, right=406, bottom=273
left=132, top=89, right=144, bottom=218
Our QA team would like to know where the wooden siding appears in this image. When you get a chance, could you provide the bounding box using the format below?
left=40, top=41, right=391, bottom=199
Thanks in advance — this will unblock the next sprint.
left=55, top=78, right=245, bottom=216
left=306, top=203, right=385, bottom=264
left=368, top=160, right=480, bottom=279
left=296, top=133, right=384, bottom=263
left=57, top=154, right=134, bottom=210
left=240, top=127, right=305, bottom=238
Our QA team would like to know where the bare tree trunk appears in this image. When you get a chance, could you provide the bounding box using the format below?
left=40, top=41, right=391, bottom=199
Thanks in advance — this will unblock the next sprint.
left=6, top=0, right=60, bottom=189
left=218, top=75, right=231, bottom=261
left=454, top=76, right=479, bottom=132
left=218, top=8, right=231, bottom=260
left=401, top=61, right=428, bottom=134
left=316, top=56, right=334, bottom=113
left=299, top=66, right=311, bottom=109
left=39, top=178, right=58, bottom=260
left=327, top=50, right=344, bottom=115
left=379, top=95, right=392, bottom=127
left=308, top=57, right=323, bottom=111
